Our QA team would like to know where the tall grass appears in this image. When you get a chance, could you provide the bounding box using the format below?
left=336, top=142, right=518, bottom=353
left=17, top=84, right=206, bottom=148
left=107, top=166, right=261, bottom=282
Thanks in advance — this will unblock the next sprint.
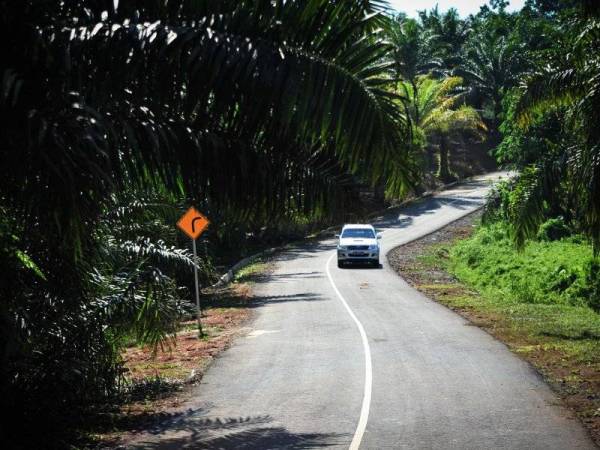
left=450, top=222, right=597, bottom=308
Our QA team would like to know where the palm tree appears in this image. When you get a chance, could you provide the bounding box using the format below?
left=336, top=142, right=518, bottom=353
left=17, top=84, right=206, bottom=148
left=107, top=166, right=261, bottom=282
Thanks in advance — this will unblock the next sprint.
left=385, top=15, right=443, bottom=129
left=455, top=31, right=521, bottom=137
left=0, top=0, right=415, bottom=445
left=509, top=1, right=600, bottom=250
left=386, top=16, right=442, bottom=81
left=419, top=7, right=472, bottom=72
left=398, top=76, right=487, bottom=182
left=1, top=0, right=412, bottom=258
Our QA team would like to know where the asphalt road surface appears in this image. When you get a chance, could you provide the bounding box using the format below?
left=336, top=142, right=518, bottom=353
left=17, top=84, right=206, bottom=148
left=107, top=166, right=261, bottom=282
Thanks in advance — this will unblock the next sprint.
left=127, top=173, right=596, bottom=449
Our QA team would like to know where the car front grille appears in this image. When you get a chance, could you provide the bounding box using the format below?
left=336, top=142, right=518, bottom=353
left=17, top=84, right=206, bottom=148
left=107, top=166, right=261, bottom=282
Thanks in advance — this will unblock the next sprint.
left=348, top=245, right=369, bottom=250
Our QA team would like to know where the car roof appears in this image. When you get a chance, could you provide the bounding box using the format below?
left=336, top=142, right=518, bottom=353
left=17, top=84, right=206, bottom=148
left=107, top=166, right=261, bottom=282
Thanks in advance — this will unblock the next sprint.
left=342, top=224, right=375, bottom=230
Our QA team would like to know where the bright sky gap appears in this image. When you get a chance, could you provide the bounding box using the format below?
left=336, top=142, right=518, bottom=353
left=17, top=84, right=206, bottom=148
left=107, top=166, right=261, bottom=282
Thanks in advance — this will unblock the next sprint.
left=389, top=0, right=526, bottom=18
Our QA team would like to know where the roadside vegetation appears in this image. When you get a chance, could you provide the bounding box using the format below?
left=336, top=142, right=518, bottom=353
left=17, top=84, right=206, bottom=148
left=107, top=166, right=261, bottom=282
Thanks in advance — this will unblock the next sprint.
left=451, top=221, right=599, bottom=316
left=389, top=213, right=600, bottom=444
left=91, top=274, right=263, bottom=447
left=2, top=0, right=600, bottom=448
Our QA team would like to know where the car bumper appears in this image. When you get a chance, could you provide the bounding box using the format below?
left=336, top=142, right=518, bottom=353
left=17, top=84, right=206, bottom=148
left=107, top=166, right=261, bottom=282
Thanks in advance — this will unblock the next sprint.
left=337, top=250, right=379, bottom=261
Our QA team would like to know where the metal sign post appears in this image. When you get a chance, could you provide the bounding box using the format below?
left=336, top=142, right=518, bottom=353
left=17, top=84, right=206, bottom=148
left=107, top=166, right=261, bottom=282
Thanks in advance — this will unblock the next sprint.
left=191, top=238, right=203, bottom=337
left=176, top=207, right=211, bottom=339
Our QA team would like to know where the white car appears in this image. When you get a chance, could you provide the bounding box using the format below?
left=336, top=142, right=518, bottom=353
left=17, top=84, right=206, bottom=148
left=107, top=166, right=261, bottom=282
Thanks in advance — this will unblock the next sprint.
left=336, top=224, right=381, bottom=268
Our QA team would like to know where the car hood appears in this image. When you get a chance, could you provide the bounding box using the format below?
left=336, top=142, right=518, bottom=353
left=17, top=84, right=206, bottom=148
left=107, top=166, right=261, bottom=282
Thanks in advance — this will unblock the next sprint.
left=339, top=237, right=378, bottom=247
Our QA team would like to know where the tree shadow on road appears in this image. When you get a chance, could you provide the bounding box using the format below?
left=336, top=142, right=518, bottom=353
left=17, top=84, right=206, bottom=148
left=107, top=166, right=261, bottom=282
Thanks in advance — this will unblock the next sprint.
left=127, top=414, right=347, bottom=449
left=251, top=292, right=325, bottom=306
left=257, top=271, right=325, bottom=282
left=271, top=242, right=336, bottom=262
left=374, top=196, right=484, bottom=229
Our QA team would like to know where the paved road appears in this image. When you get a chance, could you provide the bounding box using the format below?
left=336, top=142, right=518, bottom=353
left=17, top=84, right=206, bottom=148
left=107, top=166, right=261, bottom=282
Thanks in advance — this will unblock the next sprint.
left=127, top=173, right=596, bottom=449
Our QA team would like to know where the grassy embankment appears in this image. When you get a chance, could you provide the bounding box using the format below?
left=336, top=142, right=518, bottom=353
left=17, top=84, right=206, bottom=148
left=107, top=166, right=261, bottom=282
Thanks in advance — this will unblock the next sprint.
left=400, top=218, right=600, bottom=442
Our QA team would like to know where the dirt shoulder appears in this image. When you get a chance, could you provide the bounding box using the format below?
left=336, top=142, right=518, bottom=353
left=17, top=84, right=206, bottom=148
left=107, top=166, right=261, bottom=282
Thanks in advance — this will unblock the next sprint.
left=90, top=261, right=272, bottom=447
left=388, top=210, right=600, bottom=446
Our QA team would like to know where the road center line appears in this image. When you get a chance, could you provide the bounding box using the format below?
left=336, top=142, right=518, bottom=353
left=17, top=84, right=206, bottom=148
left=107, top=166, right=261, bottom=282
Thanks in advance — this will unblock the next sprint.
left=326, top=253, right=372, bottom=450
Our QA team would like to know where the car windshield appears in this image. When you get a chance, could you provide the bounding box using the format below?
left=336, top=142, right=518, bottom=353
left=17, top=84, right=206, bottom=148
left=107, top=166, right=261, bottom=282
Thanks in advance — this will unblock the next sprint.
left=341, top=228, right=375, bottom=239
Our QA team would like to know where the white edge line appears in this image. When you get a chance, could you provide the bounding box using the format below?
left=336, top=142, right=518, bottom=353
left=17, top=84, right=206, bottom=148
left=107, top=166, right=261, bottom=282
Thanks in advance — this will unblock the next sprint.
left=326, top=253, right=372, bottom=450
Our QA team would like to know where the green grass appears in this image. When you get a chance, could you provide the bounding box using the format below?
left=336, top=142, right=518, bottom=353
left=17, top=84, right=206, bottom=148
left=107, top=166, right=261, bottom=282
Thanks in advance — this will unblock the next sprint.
left=395, top=220, right=600, bottom=442
left=234, top=259, right=269, bottom=283
left=450, top=223, right=598, bottom=307
left=439, top=221, right=600, bottom=357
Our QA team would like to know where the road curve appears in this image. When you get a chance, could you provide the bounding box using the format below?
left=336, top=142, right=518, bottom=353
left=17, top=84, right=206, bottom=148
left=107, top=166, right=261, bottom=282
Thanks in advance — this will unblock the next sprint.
left=127, top=173, right=596, bottom=449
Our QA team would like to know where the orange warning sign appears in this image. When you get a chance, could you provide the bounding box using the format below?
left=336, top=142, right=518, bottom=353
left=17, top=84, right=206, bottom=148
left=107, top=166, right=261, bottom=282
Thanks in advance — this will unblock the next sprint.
left=177, top=207, right=210, bottom=240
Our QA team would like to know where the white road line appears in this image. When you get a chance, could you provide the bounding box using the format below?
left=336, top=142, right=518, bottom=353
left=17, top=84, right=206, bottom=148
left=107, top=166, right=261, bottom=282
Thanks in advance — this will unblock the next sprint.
left=326, top=253, right=372, bottom=450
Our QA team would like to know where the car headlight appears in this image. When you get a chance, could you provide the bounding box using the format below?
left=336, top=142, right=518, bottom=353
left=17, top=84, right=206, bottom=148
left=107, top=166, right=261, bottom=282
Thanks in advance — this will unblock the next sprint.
left=368, top=244, right=378, bottom=250
left=337, top=245, right=348, bottom=250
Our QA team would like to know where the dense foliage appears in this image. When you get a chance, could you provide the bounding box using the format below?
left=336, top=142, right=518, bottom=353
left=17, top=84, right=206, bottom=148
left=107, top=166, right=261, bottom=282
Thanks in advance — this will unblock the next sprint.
left=452, top=221, right=599, bottom=312
left=1, top=0, right=598, bottom=447
left=396, top=75, right=486, bottom=181
left=491, top=1, right=600, bottom=251
left=0, top=1, right=412, bottom=447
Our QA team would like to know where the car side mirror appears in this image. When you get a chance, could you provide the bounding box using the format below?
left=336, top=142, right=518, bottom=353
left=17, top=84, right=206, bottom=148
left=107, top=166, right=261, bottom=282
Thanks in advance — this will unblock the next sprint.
left=376, top=234, right=382, bottom=239
left=335, top=234, right=340, bottom=238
